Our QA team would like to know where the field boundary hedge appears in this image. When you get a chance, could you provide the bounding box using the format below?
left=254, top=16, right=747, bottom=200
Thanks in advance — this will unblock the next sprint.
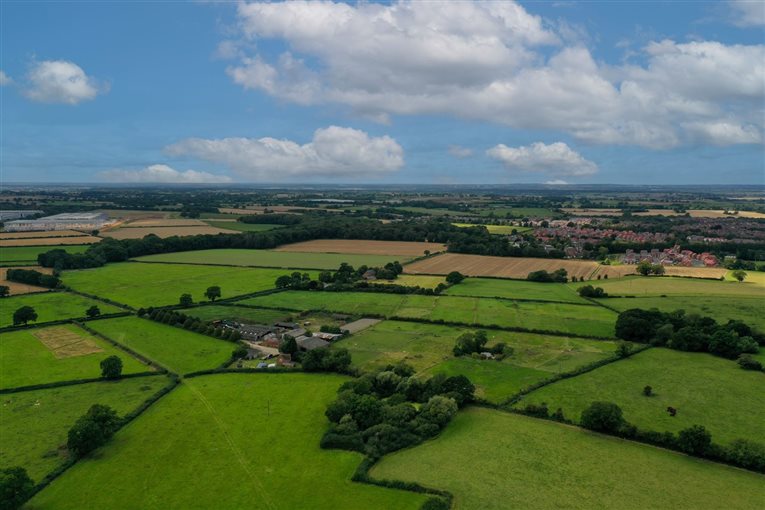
left=0, top=371, right=163, bottom=395
left=0, top=311, right=133, bottom=333
left=60, top=286, right=134, bottom=310
left=351, top=456, right=454, bottom=510
left=184, top=366, right=301, bottom=378
left=501, top=344, right=652, bottom=407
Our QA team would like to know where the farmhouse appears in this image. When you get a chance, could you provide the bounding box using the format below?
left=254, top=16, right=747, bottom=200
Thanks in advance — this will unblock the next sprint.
left=4, top=211, right=109, bottom=232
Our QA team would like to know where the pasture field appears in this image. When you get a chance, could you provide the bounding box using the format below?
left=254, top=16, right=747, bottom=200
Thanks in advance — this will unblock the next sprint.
left=512, top=348, right=765, bottom=445
left=562, top=208, right=623, bottom=216
left=183, top=305, right=290, bottom=324
left=372, top=408, right=765, bottom=510
left=120, top=218, right=209, bottom=227
left=446, top=277, right=588, bottom=303
left=28, top=373, right=427, bottom=510
left=63, top=263, right=313, bottom=308
left=240, top=291, right=617, bottom=337
left=573, top=275, right=765, bottom=297
left=102, top=225, right=238, bottom=239
left=86, top=317, right=234, bottom=375
left=0, top=324, right=150, bottom=389
left=476, top=207, right=558, bottom=218
left=0, top=235, right=100, bottom=247
left=0, top=376, right=169, bottom=481
left=375, top=274, right=445, bottom=288
left=394, top=206, right=468, bottom=216
left=203, top=221, right=282, bottom=232
left=725, top=269, right=765, bottom=286
left=134, top=249, right=404, bottom=270
left=1, top=266, right=53, bottom=295
left=0, top=244, right=89, bottom=265
left=404, top=253, right=611, bottom=280
left=0, top=292, right=121, bottom=328
left=452, top=223, right=532, bottom=234
left=274, top=239, right=447, bottom=256
left=336, top=320, right=617, bottom=402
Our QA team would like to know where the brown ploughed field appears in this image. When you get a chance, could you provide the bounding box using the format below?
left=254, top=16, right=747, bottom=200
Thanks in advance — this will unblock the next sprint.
left=275, top=239, right=447, bottom=256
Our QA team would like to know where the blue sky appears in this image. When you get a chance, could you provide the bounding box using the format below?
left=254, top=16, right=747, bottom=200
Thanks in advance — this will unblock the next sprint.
left=2, top=1, right=764, bottom=185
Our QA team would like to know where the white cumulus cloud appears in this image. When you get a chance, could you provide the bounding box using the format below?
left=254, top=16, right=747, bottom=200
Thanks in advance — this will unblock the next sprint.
left=100, top=164, right=232, bottom=184
left=165, top=126, right=404, bottom=179
left=23, top=60, right=104, bottom=104
left=487, top=142, right=598, bottom=177
left=0, top=71, right=12, bottom=86
left=224, top=1, right=764, bottom=149
left=448, top=145, right=474, bottom=158
left=729, top=0, right=765, bottom=27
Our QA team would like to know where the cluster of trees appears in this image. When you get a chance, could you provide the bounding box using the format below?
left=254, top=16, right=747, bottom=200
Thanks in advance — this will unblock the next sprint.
left=321, top=363, right=474, bottom=457
left=0, top=285, right=8, bottom=297
left=577, top=285, right=607, bottom=298
left=452, top=330, right=513, bottom=359
left=636, top=260, right=665, bottom=276
left=615, top=309, right=763, bottom=362
left=67, top=404, right=121, bottom=458
left=527, top=268, right=568, bottom=283
left=238, top=213, right=302, bottom=225
left=0, top=467, right=34, bottom=510
left=301, top=347, right=353, bottom=373
left=138, top=308, right=242, bottom=342
left=276, top=262, right=405, bottom=290
left=5, top=269, right=59, bottom=288
left=179, top=286, right=221, bottom=306
left=576, top=401, right=765, bottom=472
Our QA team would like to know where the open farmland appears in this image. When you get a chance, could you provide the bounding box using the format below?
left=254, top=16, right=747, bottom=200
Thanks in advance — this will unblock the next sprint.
left=102, top=225, right=238, bottom=239
left=453, top=223, right=532, bottom=234
left=85, top=317, right=234, bottom=374
left=725, top=269, right=765, bottom=286
left=119, top=218, right=210, bottom=227
left=476, top=207, right=558, bottom=218
left=375, top=274, right=446, bottom=288
left=405, top=253, right=616, bottom=280
left=239, top=291, right=617, bottom=337
left=0, top=245, right=90, bottom=266
left=0, top=324, right=150, bottom=388
left=512, top=348, right=765, bottom=446
left=63, top=263, right=312, bottom=308
left=183, top=305, right=290, bottom=324
left=28, top=373, right=427, bottom=510
left=562, top=208, right=623, bottom=216
left=573, top=275, right=765, bottom=297
left=0, top=376, right=169, bottom=481
left=446, top=277, right=588, bottom=303
left=0, top=292, right=121, bottom=327
left=0, top=266, right=53, bottom=295
left=0, top=230, right=90, bottom=239
left=336, top=320, right=617, bottom=402
left=274, top=239, right=447, bottom=256
left=0, top=235, right=100, bottom=247
left=372, top=408, right=765, bottom=510
left=134, top=249, right=406, bottom=270
left=203, top=221, right=282, bottom=232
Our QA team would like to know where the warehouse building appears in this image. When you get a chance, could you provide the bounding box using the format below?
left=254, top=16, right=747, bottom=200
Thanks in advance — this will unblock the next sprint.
left=4, top=212, right=109, bottom=232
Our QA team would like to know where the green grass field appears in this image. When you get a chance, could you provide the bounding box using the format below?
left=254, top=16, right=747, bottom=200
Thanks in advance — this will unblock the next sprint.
left=133, top=249, right=408, bottom=270
left=63, top=262, right=315, bottom=308
left=725, top=269, right=765, bottom=286
left=28, top=373, right=427, bottom=510
left=0, top=375, right=168, bottom=481
left=446, top=277, right=589, bottom=303
left=0, top=292, right=121, bottom=328
left=512, top=348, right=765, bottom=445
left=183, top=305, right=290, bottom=324
left=85, top=317, right=234, bottom=374
left=240, top=291, right=617, bottom=337
left=453, top=223, right=532, bottom=235
left=572, top=276, right=765, bottom=297
left=376, top=274, right=445, bottom=288
left=475, top=207, right=558, bottom=218
left=372, top=408, right=765, bottom=510
left=0, top=324, right=151, bottom=389
left=0, top=245, right=90, bottom=265
left=336, top=320, right=617, bottom=402
left=202, top=221, right=282, bottom=232
left=605, top=295, right=765, bottom=331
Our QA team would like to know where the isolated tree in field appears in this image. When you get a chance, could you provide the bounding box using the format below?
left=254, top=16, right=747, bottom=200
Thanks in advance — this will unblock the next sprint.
left=67, top=404, right=121, bottom=457
left=275, top=275, right=293, bottom=288
left=580, top=401, right=624, bottom=433
left=0, top=466, right=34, bottom=510
left=205, top=286, right=221, bottom=301
left=424, top=249, right=431, bottom=256
left=85, top=305, right=101, bottom=318
left=677, top=425, right=712, bottom=455
left=12, top=306, right=37, bottom=326
left=651, top=264, right=665, bottom=275
left=445, top=271, right=465, bottom=285
left=636, top=260, right=653, bottom=276
left=179, top=293, right=193, bottom=307
left=731, top=270, right=747, bottom=282
left=100, top=356, right=123, bottom=379
left=0, top=286, right=9, bottom=298
left=643, top=385, right=653, bottom=396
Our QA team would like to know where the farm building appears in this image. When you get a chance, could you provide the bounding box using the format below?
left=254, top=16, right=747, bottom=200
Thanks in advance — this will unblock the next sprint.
left=296, top=336, right=330, bottom=351
left=4, top=211, right=109, bottom=232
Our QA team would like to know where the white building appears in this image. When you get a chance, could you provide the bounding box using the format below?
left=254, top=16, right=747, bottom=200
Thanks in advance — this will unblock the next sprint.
left=4, top=212, right=109, bottom=232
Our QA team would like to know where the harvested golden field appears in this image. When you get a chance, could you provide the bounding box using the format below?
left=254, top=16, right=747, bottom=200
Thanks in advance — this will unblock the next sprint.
left=33, top=326, right=103, bottom=358
left=404, top=253, right=615, bottom=280
left=661, top=266, right=727, bottom=278
left=0, top=236, right=100, bottom=247
left=122, top=218, right=209, bottom=228
left=103, top=225, right=238, bottom=239
left=275, top=239, right=447, bottom=256
left=0, top=230, right=87, bottom=239
left=0, top=266, right=53, bottom=295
